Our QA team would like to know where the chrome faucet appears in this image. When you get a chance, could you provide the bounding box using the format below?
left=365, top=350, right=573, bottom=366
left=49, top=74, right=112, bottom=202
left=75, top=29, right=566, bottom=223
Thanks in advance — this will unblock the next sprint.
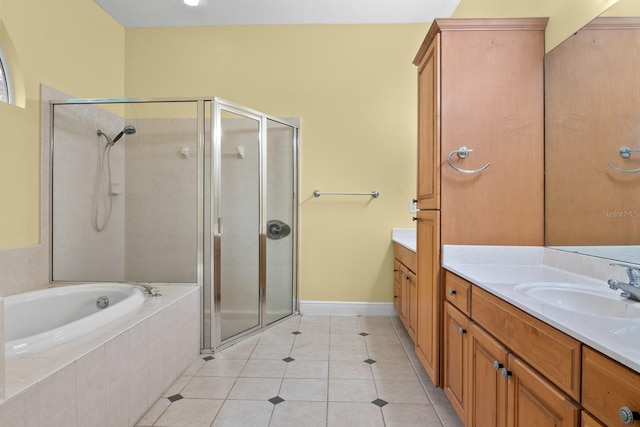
left=120, top=280, right=162, bottom=297
left=608, top=263, right=640, bottom=302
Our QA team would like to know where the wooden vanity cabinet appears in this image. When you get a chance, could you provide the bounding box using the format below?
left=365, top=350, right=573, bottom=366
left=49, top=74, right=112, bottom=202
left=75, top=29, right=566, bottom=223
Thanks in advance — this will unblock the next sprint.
left=415, top=210, right=440, bottom=383
left=507, top=354, right=580, bottom=427
left=444, top=301, right=470, bottom=422
left=468, top=322, right=508, bottom=427
left=582, top=347, right=640, bottom=427
left=413, top=18, right=546, bottom=387
left=444, top=271, right=580, bottom=427
left=394, top=244, right=418, bottom=341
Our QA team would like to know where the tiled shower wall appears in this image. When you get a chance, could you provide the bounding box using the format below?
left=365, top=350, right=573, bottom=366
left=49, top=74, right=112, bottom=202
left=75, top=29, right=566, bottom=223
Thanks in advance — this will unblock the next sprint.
left=51, top=104, right=126, bottom=281
left=124, top=117, right=199, bottom=283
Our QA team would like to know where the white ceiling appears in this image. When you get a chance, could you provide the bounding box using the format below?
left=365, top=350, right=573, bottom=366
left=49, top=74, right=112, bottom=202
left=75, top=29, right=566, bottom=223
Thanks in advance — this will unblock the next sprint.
left=93, top=0, right=461, bottom=28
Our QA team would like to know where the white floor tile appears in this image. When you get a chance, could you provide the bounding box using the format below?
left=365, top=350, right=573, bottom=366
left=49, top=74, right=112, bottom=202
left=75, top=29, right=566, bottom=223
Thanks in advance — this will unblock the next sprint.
left=139, top=316, right=455, bottom=427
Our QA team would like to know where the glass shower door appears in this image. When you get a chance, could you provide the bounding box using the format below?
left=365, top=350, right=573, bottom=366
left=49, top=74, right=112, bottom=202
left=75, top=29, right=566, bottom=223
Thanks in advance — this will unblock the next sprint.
left=264, top=118, right=297, bottom=325
left=210, top=99, right=298, bottom=350
left=216, top=108, right=261, bottom=341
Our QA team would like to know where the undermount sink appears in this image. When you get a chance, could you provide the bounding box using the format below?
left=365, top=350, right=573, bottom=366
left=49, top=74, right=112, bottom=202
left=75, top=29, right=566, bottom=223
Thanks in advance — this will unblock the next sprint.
left=514, top=282, right=640, bottom=319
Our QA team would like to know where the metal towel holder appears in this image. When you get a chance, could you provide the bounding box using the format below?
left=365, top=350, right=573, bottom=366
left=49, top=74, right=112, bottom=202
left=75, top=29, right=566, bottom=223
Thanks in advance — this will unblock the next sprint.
left=447, top=146, right=491, bottom=174
left=610, top=146, right=640, bottom=174
left=313, top=190, right=380, bottom=198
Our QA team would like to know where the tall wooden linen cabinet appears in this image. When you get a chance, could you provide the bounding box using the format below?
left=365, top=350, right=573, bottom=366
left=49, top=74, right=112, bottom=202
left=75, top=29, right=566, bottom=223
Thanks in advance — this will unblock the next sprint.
left=412, top=19, right=546, bottom=387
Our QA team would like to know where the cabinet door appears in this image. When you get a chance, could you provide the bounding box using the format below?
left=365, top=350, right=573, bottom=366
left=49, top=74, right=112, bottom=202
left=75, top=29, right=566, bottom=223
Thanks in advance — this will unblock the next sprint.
left=439, top=25, right=544, bottom=246
left=415, top=209, right=441, bottom=386
left=408, top=270, right=418, bottom=341
left=416, top=33, right=440, bottom=210
left=507, top=354, right=580, bottom=427
left=400, top=267, right=410, bottom=330
left=444, top=302, right=470, bottom=424
left=468, top=323, right=509, bottom=427
left=393, top=260, right=402, bottom=319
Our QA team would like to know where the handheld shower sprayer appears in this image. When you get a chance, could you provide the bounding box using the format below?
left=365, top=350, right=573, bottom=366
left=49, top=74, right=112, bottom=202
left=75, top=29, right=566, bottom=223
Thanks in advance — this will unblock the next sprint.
left=97, top=125, right=137, bottom=147
left=92, top=124, right=137, bottom=232
left=111, top=125, right=137, bottom=145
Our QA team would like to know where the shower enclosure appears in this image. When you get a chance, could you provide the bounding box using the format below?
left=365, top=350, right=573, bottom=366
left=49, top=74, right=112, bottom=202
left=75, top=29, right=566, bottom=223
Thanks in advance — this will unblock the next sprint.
left=49, top=97, right=299, bottom=351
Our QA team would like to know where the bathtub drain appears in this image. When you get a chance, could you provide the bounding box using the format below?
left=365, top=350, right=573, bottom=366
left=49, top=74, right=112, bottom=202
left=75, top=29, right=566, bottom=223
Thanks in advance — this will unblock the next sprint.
left=96, top=296, right=110, bottom=309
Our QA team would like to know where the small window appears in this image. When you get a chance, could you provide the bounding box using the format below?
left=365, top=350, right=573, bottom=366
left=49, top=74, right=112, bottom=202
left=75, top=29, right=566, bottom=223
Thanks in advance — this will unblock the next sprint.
left=0, top=44, right=13, bottom=104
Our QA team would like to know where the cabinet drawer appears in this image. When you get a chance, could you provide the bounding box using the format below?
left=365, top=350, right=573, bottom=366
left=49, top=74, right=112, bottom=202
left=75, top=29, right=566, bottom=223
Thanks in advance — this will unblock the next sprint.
left=472, top=286, right=581, bottom=400
left=582, top=347, right=640, bottom=427
left=444, top=271, right=471, bottom=316
left=394, top=243, right=416, bottom=273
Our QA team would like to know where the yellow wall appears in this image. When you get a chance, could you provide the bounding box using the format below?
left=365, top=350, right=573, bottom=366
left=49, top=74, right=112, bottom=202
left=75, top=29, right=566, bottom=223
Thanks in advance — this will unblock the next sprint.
left=603, top=0, right=640, bottom=16
left=453, top=0, right=619, bottom=52
left=125, top=25, right=425, bottom=302
left=0, top=0, right=124, bottom=248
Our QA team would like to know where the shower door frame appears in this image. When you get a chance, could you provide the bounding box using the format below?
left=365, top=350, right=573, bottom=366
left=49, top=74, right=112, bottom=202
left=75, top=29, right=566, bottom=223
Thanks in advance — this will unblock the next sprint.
left=206, top=98, right=300, bottom=351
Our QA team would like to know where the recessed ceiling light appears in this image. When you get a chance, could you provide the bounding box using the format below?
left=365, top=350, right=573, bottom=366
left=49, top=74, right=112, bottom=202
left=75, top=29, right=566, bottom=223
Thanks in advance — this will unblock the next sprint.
left=183, top=0, right=201, bottom=6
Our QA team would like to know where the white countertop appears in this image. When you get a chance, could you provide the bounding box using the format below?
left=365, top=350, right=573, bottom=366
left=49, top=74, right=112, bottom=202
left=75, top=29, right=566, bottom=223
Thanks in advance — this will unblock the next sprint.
left=443, top=245, right=640, bottom=374
left=392, top=228, right=416, bottom=252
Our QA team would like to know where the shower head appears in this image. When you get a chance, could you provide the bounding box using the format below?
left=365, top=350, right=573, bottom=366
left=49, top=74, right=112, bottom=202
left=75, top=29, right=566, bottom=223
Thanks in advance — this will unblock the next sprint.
left=111, top=125, right=137, bottom=145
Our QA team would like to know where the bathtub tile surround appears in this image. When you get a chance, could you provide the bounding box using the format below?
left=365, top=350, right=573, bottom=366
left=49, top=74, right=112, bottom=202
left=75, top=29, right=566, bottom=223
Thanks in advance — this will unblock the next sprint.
left=136, top=315, right=463, bottom=427
left=0, top=285, right=200, bottom=427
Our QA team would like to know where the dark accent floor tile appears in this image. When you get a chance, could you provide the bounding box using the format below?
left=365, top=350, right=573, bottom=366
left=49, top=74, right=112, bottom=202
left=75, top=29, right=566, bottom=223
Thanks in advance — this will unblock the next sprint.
left=371, top=398, right=388, bottom=407
left=364, top=359, right=377, bottom=365
left=203, top=356, right=215, bottom=361
left=269, top=396, right=285, bottom=405
left=283, top=357, right=295, bottom=363
left=292, top=331, right=302, bottom=335
left=167, top=394, right=183, bottom=402
left=359, top=332, right=369, bottom=336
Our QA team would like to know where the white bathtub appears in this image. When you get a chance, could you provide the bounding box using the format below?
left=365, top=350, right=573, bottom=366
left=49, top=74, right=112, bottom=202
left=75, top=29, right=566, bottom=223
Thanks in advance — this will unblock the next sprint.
left=5, top=283, right=144, bottom=359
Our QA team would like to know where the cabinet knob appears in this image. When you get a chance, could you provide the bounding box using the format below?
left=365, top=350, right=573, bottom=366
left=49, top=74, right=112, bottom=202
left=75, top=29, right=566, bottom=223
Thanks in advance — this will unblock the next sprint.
left=412, top=217, right=417, bottom=222
left=458, top=327, right=467, bottom=335
left=448, top=289, right=457, bottom=296
left=492, top=361, right=503, bottom=371
left=620, top=406, right=639, bottom=425
left=500, top=368, right=512, bottom=379
left=412, top=199, right=417, bottom=203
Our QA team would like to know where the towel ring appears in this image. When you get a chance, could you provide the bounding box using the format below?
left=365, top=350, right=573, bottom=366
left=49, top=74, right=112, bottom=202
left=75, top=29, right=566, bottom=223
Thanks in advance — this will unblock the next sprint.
left=610, top=146, right=640, bottom=174
left=447, top=147, right=491, bottom=174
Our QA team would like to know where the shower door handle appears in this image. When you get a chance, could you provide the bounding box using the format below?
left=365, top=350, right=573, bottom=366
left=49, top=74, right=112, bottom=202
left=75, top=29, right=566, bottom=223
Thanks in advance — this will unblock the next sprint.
left=217, top=217, right=223, bottom=235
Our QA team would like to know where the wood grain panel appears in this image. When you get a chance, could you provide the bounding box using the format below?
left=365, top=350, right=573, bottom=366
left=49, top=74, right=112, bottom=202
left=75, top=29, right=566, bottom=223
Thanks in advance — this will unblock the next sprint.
left=439, top=22, right=545, bottom=246
left=582, top=346, right=640, bottom=427
left=472, top=286, right=581, bottom=400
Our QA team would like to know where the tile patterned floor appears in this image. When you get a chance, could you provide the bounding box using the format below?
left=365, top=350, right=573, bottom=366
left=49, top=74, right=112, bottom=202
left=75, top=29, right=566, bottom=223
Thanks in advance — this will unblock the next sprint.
left=137, top=315, right=463, bottom=427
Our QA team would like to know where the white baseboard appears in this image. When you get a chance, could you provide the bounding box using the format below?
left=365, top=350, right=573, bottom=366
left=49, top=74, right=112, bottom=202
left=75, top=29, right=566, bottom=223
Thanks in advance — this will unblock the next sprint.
left=299, top=300, right=397, bottom=316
